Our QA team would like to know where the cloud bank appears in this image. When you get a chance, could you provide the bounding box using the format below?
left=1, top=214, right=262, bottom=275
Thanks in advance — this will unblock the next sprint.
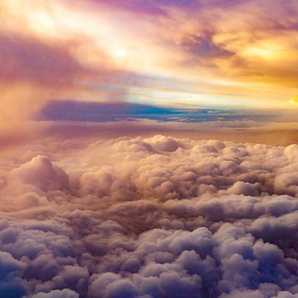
left=0, top=135, right=297, bottom=297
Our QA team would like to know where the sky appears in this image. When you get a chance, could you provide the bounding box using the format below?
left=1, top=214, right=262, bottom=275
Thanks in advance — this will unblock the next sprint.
left=1, top=0, right=298, bottom=116
left=1, top=1, right=298, bottom=298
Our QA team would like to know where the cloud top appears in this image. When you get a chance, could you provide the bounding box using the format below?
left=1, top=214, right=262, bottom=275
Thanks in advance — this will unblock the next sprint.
left=0, top=135, right=297, bottom=297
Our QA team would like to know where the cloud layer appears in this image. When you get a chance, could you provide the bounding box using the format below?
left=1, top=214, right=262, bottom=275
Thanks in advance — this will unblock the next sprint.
left=0, top=135, right=297, bottom=297
left=1, top=0, right=298, bottom=115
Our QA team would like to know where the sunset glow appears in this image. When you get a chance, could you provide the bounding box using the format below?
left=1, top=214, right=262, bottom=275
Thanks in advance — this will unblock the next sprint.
left=0, top=1, right=297, bottom=297
left=1, top=0, right=298, bottom=115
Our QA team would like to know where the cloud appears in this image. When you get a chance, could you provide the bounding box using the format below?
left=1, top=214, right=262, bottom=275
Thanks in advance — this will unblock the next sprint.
left=2, top=0, right=298, bottom=125
left=0, top=32, right=86, bottom=88
left=0, top=1, right=133, bottom=141
left=38, top=100, right=179, bottom=122
left=289, top=96, right=298, bottom=106
left=0, top=134, right=297, bottom=297
left=0, top=25, right=89, bottom=126
left=9, top=155, right=69, bottom=193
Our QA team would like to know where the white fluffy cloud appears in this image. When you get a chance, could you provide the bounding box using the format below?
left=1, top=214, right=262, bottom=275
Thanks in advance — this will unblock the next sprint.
left=0, top=135, right=297, bottom=297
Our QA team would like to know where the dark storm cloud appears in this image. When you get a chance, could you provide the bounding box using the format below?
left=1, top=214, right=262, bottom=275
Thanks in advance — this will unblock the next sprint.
left=0, top=135, right=297, bottom=297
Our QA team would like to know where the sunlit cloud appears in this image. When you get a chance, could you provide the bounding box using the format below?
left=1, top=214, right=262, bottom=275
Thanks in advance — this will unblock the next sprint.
left=0, top=131, right=297, bottom=296
left=289, top=96, right=298, bottom=106
left=2, top=0, right=298, bottom=113
left=0, top=0, right=297, bottom=145
left=1, top=2, right=297, bottom=297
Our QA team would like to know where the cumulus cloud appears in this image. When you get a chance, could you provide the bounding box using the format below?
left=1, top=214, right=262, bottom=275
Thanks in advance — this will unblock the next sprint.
left=0, top=135, right=297, bottom=297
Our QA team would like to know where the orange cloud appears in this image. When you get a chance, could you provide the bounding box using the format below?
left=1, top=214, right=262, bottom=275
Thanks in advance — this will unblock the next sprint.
left=289, top=96, right=298, bottom=106
left=1, top=0, right=298, bottom=135
left=0, top=0, right=132, bottom=140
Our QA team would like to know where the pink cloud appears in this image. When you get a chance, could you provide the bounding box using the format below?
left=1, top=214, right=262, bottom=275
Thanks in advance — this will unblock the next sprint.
left=0, top=134, right=297, bottom=296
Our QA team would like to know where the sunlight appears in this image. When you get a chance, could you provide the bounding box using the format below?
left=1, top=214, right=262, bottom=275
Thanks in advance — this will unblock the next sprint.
left=242, top=42, right=282, bottom=60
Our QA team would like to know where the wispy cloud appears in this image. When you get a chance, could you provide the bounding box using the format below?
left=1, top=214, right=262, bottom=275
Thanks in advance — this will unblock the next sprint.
left=1, top=0, right=298, bottom=115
